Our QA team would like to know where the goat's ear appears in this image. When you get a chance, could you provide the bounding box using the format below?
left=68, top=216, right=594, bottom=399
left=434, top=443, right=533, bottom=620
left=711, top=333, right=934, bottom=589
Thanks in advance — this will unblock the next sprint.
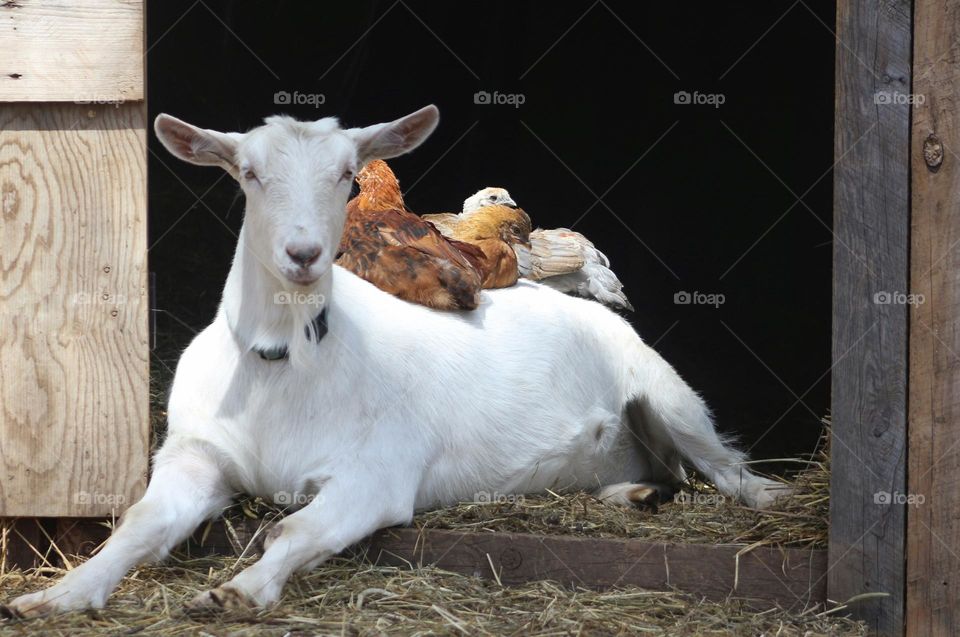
left=154, top=114, right=244, bottom=179
left=349, top=105, right=439, bottom=165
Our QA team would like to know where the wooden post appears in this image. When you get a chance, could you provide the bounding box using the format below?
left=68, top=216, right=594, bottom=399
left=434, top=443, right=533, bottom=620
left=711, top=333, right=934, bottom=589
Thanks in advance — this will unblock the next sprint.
left=908, top=1, right=960, bottom=633
left=830, top=1, right=911, bottom=635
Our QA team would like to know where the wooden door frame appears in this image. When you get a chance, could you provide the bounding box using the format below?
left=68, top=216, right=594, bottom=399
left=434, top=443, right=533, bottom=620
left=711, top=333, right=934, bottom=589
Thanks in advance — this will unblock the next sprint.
left=831, top=0, right=960, bottom=635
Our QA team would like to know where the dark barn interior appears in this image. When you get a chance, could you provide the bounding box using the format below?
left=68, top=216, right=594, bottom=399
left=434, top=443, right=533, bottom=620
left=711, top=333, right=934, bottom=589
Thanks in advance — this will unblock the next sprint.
left=147, top=1, right=836, bottom=463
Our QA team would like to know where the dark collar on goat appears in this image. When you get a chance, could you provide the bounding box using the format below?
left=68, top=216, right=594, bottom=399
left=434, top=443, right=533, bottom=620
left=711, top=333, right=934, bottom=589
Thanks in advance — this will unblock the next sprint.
left=255, top=308, right=329, bottom=361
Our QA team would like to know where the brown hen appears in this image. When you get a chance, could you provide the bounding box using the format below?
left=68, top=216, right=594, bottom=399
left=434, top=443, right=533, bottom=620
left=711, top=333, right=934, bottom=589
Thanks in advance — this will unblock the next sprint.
left=335, top=160, right=485, bottom=310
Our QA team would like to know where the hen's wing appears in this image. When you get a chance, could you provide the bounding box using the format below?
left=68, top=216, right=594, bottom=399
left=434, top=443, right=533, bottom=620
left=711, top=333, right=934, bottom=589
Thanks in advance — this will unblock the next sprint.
left=472, top=238, right=520, bottom=289
left=421, top=213, right=460, bottom=238
left=337, top=203, right=482, bottom=310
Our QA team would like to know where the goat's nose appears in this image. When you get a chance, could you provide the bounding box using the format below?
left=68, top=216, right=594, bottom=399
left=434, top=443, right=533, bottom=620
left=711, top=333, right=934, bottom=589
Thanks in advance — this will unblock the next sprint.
left=286, top=243, right=323, bottom=267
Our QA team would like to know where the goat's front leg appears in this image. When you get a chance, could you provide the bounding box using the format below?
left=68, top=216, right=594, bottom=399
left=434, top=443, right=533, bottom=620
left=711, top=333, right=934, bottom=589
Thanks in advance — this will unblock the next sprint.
left=1, top=440, right=231, bottom=618
left=187, top=476, right=410, bottom=610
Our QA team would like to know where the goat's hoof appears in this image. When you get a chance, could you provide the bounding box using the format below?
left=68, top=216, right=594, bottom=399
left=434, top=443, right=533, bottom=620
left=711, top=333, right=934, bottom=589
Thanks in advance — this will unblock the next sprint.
left=595, top=481, right=674, bottom=511
left=0, top=603, right=25, bottom=620
left=1, top=590, right=64, bottom=619
left=186, top=585, right=257, bottom=614
left=750, top=482, right=795, bottom=509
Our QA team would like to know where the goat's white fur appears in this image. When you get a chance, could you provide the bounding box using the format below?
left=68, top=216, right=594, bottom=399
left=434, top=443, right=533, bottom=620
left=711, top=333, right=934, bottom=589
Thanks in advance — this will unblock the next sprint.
left=3, top=106, right=786, bottom=616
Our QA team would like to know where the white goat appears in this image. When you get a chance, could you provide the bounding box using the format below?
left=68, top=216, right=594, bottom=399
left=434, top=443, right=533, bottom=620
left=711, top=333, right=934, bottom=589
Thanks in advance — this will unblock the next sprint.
left=2, top=106, right=786, bottom=617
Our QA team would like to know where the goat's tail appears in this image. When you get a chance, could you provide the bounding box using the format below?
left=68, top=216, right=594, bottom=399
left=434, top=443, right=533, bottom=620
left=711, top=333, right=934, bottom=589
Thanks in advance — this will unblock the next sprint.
left=625, top=351, right=790, bottom=509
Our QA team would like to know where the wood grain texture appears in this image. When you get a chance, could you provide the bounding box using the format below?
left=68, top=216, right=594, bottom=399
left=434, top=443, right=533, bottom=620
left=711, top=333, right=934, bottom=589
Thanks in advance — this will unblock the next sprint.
left=830, top=1, right=911, bottom=635
left=908, top=1, right=960, bottom=634
left=0, top=0, right=143, bottom=102
left=0, top=103, right=149, bottom=517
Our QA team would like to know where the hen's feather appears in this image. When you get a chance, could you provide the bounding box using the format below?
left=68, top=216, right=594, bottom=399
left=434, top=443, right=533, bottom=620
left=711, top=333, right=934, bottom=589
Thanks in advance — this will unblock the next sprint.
left=520, top=227, right=632, bottom=311
left=420, top=213, right=460, bottom=237
left=472, top=237, right=521, bottom=289
left=516, top=229, right=587, bottom=279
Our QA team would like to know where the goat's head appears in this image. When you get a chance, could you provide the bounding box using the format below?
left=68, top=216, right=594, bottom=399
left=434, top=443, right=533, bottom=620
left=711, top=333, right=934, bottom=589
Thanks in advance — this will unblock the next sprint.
left=154, top=106, right=440, bottom=287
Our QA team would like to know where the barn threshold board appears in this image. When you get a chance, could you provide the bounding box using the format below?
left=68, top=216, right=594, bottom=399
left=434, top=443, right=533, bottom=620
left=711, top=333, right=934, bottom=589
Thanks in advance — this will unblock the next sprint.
left=3, top=518, right=826, bottom=611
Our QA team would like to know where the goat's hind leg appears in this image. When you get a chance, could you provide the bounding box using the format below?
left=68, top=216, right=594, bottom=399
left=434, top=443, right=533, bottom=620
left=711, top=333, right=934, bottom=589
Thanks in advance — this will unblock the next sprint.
left=0, top=439, right=231, bottom=618
left=594, top=400, right=686, bottom=509
left=628, top=384, right=791, bottom=509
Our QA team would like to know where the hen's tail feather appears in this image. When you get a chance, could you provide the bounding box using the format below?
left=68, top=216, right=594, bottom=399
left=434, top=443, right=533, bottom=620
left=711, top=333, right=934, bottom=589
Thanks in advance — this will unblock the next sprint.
left=536, top=264, right=634, bottom=311
left=522, top=228, right=633, bottom=311
left=523, top=229, right=587, bottom=279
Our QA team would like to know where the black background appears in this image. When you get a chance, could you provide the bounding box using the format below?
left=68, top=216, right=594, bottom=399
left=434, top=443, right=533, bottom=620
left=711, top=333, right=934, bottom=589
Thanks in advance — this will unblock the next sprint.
left=148, top=1, right=836, bottom=463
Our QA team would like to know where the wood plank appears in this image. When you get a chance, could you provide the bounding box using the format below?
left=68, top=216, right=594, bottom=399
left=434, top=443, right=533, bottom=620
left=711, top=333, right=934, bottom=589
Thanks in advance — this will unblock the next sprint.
left=367, top=528, right=827, bottom=610
left=908, top=1, right=960, bottom=634
left=0, top=103, right=149, bottom=517
left=5, top=517, right=825, bottom=609
left=830, top=1, right=911, bottom=635
left=180, top=520, right=826, bottom=610
left=0, top=0, right=143, bottom=102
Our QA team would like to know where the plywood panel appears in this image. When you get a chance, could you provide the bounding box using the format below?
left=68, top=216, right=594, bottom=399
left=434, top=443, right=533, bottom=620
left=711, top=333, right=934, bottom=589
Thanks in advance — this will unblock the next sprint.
left=0, top=0, right=143, bottom=102
left=830, top=1, right=911, bottom=635
left=908, top=1, right=960, bottom=633
left=0, top=102, right=149, bottom=517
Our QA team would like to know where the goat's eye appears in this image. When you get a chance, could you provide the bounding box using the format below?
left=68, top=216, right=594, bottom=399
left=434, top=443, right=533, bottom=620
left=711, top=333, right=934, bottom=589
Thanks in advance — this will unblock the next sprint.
left=340, top=169, right=354, bottom=182
left=243, top=169, right=258, bottom=182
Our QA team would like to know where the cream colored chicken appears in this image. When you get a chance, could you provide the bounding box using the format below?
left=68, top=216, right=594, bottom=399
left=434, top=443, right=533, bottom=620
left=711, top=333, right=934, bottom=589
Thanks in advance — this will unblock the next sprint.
left=451, top=188, right=633, bottom=311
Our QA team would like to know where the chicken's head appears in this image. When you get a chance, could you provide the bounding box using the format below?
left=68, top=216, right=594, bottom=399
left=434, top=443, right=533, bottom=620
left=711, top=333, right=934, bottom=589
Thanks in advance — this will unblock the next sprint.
left=463, top=187, right=517, bottom=213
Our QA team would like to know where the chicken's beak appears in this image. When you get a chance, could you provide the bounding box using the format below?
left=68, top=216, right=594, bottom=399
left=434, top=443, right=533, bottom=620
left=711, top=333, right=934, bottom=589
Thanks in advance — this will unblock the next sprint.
left=503, top=197, right=518, bottom=208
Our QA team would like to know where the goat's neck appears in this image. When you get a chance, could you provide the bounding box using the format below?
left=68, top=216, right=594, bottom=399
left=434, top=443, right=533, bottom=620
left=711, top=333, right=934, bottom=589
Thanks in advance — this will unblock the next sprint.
left=220, top=225, right=331, bottom=353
